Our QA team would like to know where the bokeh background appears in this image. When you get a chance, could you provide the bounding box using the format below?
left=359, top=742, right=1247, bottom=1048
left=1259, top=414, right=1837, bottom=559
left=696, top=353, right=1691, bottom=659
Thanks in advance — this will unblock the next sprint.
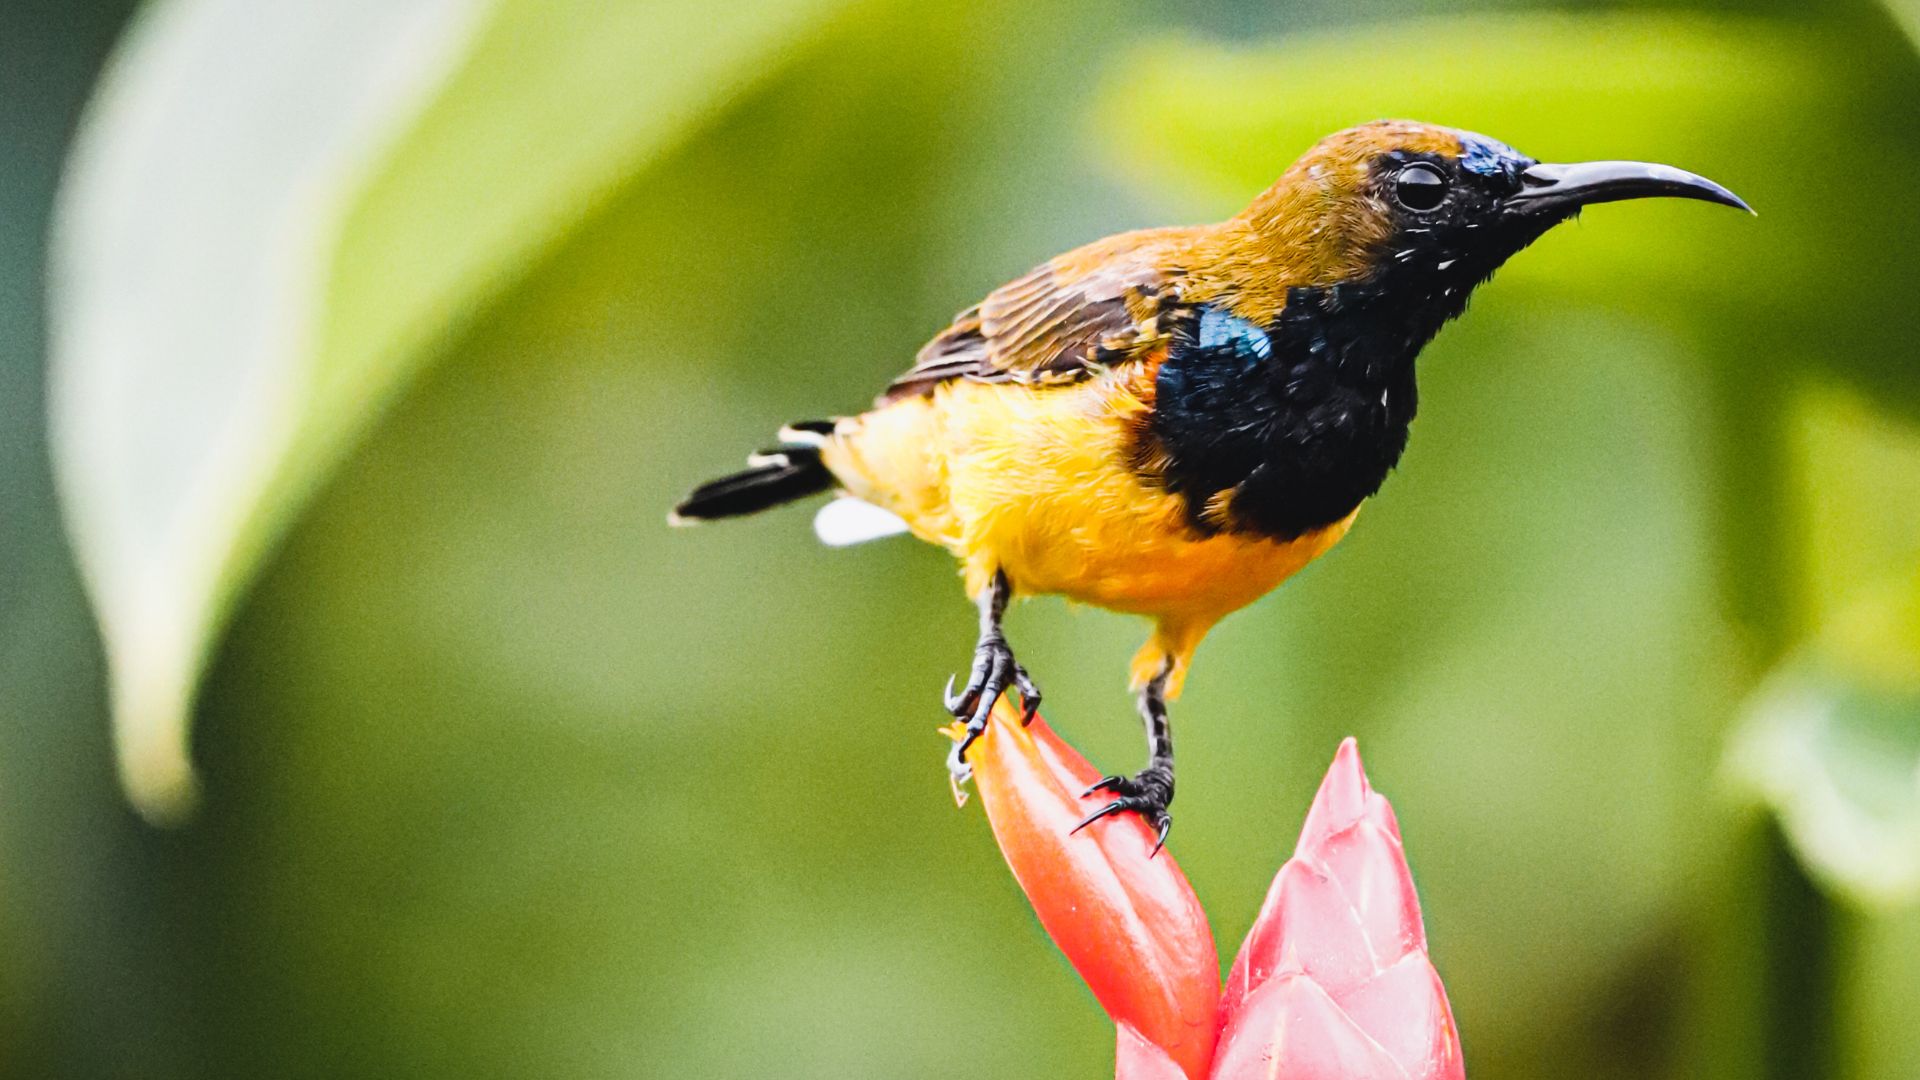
left=5, top=0, right=1920, bottom=1077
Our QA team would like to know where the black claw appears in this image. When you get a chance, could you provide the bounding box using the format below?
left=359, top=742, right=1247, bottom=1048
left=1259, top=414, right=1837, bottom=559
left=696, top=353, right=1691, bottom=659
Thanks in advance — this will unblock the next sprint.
left=1013, top=666, right=1042, bottom=724
left=1070, top=798, right=1132, bottom=834
left=946, top=640, right=1014, bottom=721
left=1071, top=796, right=1174, bottom=852
left=943, top=571, right=1042, bottom=786
left=944, top=640, right=1025, bottom=780
left=945, top=682, right=979, bottom=720
left=943, top=674, right=970, bottom=715
left=1071, top=769, right=1173, bottom=851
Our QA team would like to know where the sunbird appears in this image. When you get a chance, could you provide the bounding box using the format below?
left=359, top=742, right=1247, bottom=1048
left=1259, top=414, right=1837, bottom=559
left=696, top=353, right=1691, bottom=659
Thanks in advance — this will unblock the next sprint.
left=673, top=120, right=1748, bottom=844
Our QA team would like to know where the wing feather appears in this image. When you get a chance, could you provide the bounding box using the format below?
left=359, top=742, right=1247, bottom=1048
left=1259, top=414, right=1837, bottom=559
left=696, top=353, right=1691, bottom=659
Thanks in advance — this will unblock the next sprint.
left=879, top=228, right=1187, bottom=403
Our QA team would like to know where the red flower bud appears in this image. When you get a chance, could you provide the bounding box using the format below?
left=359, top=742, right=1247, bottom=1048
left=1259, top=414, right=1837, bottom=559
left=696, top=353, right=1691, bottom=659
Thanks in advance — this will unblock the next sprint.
left=964, top=704, right=1220, bottom=1080
left=1213, top=738, right=1464, bottom=1080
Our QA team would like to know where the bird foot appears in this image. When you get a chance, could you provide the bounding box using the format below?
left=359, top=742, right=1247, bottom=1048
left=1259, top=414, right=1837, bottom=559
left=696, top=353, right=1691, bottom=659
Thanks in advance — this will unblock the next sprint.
left=942, top=637, right=1040, bottom=786
left=1074, top=768, right=1174, bottom=854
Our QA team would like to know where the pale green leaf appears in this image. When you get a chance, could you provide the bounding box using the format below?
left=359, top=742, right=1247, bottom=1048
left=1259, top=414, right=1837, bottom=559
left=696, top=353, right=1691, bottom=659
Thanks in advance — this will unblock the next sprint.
left=49, top=0, right=847, bottom=819
left=1729, top=388, right=1920, bottom=908
left=1730, top=655, right=1920, bottom=908
left=49, top=0, right=491, bottom=819
left=1887, top=0, right=1920, bottom=53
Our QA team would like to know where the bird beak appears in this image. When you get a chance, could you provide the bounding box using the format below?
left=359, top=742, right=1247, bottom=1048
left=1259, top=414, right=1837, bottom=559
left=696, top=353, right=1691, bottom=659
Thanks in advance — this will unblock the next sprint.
left=1505, top=160, right=1753, bottom=217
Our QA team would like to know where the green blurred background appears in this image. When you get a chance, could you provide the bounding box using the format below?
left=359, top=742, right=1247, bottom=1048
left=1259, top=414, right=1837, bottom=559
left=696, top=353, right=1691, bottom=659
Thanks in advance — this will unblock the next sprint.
left=5, top=0, right=1919, bottom=1077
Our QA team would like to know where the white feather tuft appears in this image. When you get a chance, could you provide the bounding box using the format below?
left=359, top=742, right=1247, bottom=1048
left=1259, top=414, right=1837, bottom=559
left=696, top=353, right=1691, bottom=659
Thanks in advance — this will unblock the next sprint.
left=813, top=498, right=910, bottom=547
left=776, top=423, right=832, bottom=448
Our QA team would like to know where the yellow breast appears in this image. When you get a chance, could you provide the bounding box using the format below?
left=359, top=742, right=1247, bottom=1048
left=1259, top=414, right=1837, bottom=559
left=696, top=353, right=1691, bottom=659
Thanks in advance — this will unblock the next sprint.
left=823, top=369, right=1356, bottom=626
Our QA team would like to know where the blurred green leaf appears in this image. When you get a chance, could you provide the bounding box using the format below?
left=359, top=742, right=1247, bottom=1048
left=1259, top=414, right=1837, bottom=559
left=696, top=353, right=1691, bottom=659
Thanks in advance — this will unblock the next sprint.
left=1887, top=0, right=1920, bottom=52
left=1729, top=629, right=1920, bottom=909
left=49, top=0, right=489, bottom=819
left=49, top=0, right=846, bottom=819
left=1730, top=388, right=1920, bottom=910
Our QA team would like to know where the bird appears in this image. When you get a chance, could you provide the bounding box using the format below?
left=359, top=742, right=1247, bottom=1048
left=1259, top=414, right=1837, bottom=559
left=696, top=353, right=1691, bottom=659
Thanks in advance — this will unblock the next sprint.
left=671, top=120, right=1749, bottom=846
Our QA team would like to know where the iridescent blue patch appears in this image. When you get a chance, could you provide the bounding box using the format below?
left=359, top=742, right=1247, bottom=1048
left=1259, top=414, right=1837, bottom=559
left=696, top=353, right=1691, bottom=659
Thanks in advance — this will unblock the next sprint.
left=1458, top=132, right=1529, bottom=178
left=1197, top=306, right=1271, bottom=362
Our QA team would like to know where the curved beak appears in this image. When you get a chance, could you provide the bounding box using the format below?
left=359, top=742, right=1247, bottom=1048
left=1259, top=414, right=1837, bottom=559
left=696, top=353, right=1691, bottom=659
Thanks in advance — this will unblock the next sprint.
left=1506, top=160, right=1753, bottom=217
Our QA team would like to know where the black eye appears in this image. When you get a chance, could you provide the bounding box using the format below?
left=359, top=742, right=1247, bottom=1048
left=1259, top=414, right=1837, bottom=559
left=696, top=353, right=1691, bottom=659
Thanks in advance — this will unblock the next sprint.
left=1394, top=162, right=1448, bottom=212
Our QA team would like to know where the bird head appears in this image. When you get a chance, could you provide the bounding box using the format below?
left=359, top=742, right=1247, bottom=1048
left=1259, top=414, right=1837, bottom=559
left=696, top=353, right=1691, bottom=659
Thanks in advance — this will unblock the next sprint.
left=1223, top=119, right=1749, bottom=314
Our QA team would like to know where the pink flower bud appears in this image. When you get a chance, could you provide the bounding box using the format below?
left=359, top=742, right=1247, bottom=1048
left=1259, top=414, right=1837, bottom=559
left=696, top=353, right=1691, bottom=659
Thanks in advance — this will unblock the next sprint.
left=1213, top=739, right=1464, bottom=1080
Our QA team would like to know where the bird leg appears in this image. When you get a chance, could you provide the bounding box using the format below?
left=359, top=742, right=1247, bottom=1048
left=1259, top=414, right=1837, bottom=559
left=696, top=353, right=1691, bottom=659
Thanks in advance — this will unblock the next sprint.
left=944, top=569, right=1040, bottom=785
left=1075, top=664, right=1175, bottom=852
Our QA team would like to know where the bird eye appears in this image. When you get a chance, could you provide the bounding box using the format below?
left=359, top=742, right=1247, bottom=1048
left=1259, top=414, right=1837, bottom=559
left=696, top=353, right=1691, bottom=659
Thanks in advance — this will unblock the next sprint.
left=1393, top=163, right=1448, bottom=212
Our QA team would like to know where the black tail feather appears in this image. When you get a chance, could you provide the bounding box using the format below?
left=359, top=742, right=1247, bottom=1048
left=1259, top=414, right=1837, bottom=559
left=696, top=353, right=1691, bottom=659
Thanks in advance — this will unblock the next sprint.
left=671, top=428, right=836, bottom=524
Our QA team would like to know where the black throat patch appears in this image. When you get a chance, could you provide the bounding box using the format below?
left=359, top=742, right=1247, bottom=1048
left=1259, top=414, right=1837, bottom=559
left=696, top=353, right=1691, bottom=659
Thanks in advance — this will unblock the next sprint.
left=1142, top=248, right=1508, bottom=541
left=1138, top=140, right=1555, bottom=539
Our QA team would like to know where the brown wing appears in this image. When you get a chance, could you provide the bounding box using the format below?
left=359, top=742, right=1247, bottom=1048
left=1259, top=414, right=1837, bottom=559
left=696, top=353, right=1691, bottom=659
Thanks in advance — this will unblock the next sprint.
left=879, top=229, right=1184, bottom=404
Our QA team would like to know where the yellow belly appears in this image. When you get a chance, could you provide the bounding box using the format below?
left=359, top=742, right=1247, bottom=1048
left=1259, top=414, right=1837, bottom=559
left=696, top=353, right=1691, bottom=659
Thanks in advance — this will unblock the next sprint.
left=823, top=371, right=1356, bottom=625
